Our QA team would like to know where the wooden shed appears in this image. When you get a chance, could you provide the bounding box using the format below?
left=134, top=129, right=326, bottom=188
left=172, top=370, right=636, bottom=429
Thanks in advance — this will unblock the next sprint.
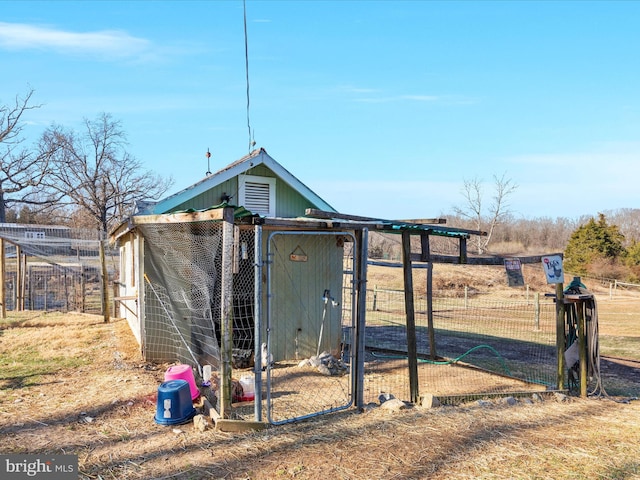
left=111, top=148, right=495, bottom=422
left=111, top=148, right=346, bottom=368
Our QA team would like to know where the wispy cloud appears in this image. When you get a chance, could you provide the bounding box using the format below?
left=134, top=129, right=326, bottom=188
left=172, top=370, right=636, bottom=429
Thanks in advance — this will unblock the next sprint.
left=0, top=22, right=153, bottom=61
left=342, top=88, right=478, bottom=105
left=354, top=94, right=439, bottom=104
left=507, top=143, right=640, bottom=177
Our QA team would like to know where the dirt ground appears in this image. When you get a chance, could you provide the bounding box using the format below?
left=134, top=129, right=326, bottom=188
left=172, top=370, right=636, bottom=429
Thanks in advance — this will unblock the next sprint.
left=1, top=311, right=640, bottom=480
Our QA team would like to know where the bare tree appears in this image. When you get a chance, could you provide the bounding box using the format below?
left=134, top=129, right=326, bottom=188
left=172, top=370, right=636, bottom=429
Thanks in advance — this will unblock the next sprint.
left=0, top=88, right=56, bottom=223
left=454, top=173, right=517, bottom=254
left=40, top=113, right=173, bottom=237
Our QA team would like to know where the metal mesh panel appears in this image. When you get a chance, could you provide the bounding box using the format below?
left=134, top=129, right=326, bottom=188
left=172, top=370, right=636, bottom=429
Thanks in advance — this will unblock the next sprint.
left=363, top=265, right=558, bottom=405
left=0, top=225, right=112, bottom=314
left=265, top=231, right=356, bottom=424
left=137, top=221, right=257, bottom=378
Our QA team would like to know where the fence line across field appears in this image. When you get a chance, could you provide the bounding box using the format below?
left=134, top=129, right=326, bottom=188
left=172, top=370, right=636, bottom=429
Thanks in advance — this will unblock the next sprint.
left=0, top=225, right=118, bottom=319
left=361, top=280, right=559, bottom=404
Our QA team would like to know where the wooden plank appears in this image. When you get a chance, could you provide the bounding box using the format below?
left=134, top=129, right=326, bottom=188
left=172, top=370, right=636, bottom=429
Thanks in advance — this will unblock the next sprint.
left=132, top=208, right=226, bottom=225
left=305, top=208, right=446, bottom=225
left=201, top=398, right=220, bottom=421
left=304, top=209, right=485, bottom=236
left=397, top=218, right=447, bottom=224
left=411, top=252, right=564, bottom=266
left=305, top=208, right=383, bottom=222
left=215, top=419, right=268, bottom=432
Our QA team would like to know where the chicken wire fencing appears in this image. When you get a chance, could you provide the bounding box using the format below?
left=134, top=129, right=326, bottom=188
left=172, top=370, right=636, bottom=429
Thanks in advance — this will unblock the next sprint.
left=264, top=231, right=356, bottom=425
left=362, top=265, right=558, bottom=405
left=138, top=221, right=257, bottom=376
left=137, top=221, right=359, bottom=424
left=0, top=225, right=116, bottom=314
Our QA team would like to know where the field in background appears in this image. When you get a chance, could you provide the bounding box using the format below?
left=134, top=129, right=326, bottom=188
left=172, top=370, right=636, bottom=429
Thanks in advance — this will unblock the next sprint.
left=1, top=263, right=639, bottom=479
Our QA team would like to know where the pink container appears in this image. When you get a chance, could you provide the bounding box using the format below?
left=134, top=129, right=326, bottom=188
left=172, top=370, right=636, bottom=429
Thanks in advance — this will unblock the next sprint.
left=164, top=364, right=199, bottom=400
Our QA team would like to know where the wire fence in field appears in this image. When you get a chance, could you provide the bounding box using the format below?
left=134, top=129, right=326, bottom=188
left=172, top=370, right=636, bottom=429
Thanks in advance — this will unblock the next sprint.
left=0, top=224, right=119, bottom=315
left=362, top=287, right=558, bottom=404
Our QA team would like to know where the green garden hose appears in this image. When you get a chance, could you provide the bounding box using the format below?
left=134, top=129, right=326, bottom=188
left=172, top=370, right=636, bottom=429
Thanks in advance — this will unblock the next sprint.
left=372, top=344, right=512, bottom=376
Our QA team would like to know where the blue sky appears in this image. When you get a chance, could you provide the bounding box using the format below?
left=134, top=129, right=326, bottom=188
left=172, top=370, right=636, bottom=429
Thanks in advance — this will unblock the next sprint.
left=2, top=0, right=639, bottom=221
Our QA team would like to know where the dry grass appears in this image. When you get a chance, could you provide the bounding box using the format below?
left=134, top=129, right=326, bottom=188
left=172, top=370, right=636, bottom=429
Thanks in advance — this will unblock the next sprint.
left=1, top=264, right=640, bottom=479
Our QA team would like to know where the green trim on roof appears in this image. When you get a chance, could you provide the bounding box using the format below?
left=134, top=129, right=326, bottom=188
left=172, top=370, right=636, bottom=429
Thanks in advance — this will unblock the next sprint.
left=174, top=202, right=256, bottom=220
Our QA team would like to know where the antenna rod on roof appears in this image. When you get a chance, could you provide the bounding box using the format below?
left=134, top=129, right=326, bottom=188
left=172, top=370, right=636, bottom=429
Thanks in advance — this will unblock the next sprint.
left=206, top=148, right=212, bottom=176
left=243, top=0, right=256, bottom=153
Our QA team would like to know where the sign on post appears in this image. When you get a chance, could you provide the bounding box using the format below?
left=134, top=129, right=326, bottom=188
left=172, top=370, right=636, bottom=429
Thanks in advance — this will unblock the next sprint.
left=504, top=258, right=525, bottom=287
left=542, top=255, right=564, bottom=284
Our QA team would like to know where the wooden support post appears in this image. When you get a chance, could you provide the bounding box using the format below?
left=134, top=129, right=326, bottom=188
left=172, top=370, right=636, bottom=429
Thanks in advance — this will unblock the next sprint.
left=577, top=301, right=588, bottom=398
left=401, top=230, right=419, bottom=404
left=426, top=262, right=436, bottom=360
left=44, top=274, right=48, bottom=311
left=372, top=285, right=378, bottom=311
left=81, top=264, right=86, bottom=313
left=459, top=237, right=468, bottom=264
left=555, top=283, right=565, bottom=391
left=0, top=238, right=5, bottom=319
left=354, top=228, right=369, bottom=410
left=219, top=206, right=235, bottom=419
left=16, top=245, right=22, bottom=311
left=253, top=224, right=263, bottom=422
left=27, top=265, right=32, bottom=310
left=100, top=240, right=110, bottom=323
left=420, top=232, right=430, bottom=262
left=112, top=282, right=119, bottom=318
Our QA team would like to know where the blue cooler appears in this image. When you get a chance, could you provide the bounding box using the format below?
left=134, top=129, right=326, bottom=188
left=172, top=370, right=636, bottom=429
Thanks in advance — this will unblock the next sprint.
left=154, top=379, right=197, bottom=425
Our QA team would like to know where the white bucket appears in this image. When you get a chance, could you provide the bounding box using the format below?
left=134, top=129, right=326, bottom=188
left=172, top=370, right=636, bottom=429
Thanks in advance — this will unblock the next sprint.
left=202, top=365, right=212, bottom=384
left=238, top=374, right=255, bottom=401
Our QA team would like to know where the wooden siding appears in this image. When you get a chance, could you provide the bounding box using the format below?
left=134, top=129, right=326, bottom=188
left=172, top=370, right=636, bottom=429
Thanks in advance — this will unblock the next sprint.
left=170, top=178, right=239, bottom=212
left=167, top=165, right=320, bottom=217
left=266, top=233, right=344, bottom=361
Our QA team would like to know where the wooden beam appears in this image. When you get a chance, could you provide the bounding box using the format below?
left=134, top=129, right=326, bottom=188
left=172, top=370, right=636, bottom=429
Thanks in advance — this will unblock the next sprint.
left=397, top=218, right=447, bottom=224
left=0, top=238, right=4, bottom=319
left=459, top=237, right=468, bottom=264
left=401, top=230, right=419, bottom=404
left=304, top=209, right=393, bottom=223
left=555, top=283, right=566, bottom=391
left=420, top=232, right=430, bottom=262
left=100, top=240, right=110, bottom=323
left=305, top=208, right=485, bottom=236
left=16, top=245, right=22, bottom=311
left=354, top=228, right=369, bottom=410
left=410, top=252, right=564, bottom=265
left=219, top=207, right=235, bottom=419
left=132, top=208, right=226, bottom=225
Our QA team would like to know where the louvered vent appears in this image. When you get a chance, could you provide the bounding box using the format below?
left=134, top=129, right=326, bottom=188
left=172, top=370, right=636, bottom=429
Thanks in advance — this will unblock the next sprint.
left=244, top=181, right=271, bottom=215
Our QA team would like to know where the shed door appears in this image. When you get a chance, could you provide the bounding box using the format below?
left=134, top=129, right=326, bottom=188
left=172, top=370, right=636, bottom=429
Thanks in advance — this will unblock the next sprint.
left=265, top=231, right=356, bottom=424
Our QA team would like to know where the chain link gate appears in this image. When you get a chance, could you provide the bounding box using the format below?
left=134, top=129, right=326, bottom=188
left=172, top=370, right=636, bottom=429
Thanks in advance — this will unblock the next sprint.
left=265, top=230, right=356, bottom=424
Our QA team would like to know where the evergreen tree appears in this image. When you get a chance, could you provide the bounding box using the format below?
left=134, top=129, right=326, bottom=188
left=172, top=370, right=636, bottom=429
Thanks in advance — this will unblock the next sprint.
left=625, top=240, right=640, bottom=267
left=564, top=213, right=625, bottom=275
